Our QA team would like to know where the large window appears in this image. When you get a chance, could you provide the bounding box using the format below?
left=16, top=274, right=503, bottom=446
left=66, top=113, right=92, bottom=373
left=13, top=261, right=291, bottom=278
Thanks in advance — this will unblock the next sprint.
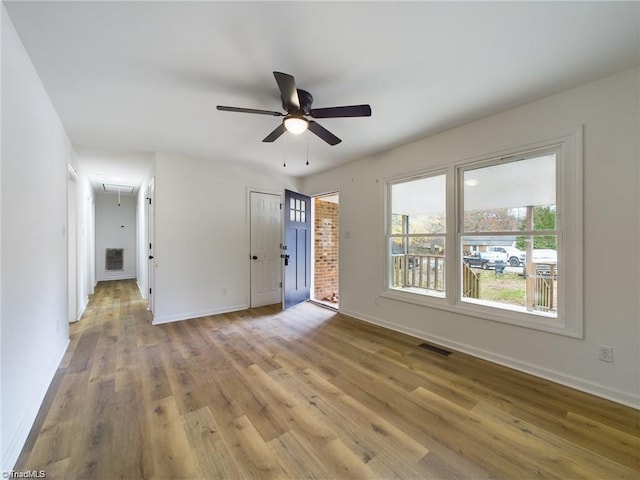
left=384, top=128, right=583, bottom=337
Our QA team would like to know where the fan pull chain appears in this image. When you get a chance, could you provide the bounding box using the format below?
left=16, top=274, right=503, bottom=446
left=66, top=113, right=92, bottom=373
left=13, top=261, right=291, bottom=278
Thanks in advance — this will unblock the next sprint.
left=283, top=133, right=287, bottom=167
left=306, top=135, right=309, bottom=166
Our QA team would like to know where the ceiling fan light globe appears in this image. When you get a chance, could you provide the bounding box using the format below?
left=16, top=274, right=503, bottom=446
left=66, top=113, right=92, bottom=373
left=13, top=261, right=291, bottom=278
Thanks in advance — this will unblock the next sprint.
left=284, top=116, right=308, bottom=135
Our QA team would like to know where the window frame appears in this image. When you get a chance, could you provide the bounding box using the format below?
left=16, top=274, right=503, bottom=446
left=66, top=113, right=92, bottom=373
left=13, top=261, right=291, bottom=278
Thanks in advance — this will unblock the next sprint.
left=382, top=126, right=583, bottom=338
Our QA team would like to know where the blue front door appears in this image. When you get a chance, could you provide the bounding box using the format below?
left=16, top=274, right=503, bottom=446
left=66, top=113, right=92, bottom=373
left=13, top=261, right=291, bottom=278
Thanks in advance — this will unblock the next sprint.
left=284, top=189, right=311, bottom=309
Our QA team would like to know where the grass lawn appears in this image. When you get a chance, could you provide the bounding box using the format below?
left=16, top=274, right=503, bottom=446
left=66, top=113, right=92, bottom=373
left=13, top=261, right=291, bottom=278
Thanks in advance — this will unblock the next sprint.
left=477, top=270, right=526, bottom=307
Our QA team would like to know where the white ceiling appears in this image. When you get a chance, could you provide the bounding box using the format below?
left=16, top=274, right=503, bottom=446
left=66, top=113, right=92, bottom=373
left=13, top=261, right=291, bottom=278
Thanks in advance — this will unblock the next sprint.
left=4, top=1, right=639, bottom=185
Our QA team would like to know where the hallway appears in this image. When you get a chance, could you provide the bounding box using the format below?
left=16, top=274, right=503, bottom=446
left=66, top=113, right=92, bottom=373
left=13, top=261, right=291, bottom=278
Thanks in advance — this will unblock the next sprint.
left=14, top=281, right=640, bottom=479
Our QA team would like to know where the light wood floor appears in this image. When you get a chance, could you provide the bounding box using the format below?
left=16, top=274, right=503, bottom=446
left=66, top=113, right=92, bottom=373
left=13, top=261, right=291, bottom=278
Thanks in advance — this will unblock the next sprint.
left=16, top=280, right=639, bottom=479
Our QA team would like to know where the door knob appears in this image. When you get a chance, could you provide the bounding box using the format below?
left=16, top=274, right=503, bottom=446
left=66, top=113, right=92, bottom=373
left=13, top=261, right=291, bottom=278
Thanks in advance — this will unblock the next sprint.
left=252, top=255, right=258, bottom=260
left=148, top=255, right=154, bottom=259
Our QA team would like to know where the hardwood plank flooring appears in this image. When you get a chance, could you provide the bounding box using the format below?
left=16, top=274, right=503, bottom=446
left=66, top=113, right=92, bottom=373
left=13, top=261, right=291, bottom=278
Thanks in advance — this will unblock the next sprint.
left=15, top=280, right=640, bottom=479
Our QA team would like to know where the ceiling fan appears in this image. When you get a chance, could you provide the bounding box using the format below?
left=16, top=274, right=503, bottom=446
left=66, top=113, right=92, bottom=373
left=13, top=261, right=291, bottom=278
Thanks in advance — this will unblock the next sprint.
left=217, top=72, right=372, bottom=146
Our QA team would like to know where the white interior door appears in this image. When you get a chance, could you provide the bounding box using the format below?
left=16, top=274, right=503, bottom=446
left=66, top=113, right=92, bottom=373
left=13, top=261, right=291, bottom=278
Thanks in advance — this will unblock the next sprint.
left=147, top=179, right=155, bottom=315
left=250, top=191, right=282, bottom=307
left=67, top=166, right=78, bottom=323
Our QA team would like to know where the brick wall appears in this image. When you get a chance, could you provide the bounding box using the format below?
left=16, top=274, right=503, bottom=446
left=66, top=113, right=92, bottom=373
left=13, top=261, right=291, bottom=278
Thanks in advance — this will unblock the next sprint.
left=314, top=199, right=339, bottom=303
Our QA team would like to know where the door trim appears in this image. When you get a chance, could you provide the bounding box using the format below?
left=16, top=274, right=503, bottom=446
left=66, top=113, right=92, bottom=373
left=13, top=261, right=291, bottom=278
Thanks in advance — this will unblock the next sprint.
left=310, top=191, right=341, bottom=311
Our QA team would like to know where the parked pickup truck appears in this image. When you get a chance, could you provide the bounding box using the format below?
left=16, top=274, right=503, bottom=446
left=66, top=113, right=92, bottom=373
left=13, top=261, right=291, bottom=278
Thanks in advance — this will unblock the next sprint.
left=463, top=251, right=505, bottom=270
left=487, top=246, right=524, bottom=267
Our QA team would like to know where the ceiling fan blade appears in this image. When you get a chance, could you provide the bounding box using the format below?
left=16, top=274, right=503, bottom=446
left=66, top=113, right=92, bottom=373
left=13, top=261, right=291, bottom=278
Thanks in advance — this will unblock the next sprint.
left=308, top=121, right=342, bottom=146
left=217, top=105, right=283, bottom=116
left=273, top=72, right=300, bottom=111
left=310, top=104, right=372, bottom=118
left=262, top=123, right=286, bottom=143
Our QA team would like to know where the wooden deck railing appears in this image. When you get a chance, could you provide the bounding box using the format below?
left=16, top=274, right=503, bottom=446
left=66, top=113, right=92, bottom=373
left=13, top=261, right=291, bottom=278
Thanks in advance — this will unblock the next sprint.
left=533, top=263, right=556, bottom=311
left=391, top=256, right=553, bottom=310
left=391, top=254, right=445, bottom=292
left=462, top=263, right=480, bottom=299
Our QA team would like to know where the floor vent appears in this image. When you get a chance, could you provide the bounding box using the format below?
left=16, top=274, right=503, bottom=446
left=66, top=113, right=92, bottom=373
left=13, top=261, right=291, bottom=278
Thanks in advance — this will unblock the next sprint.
left=418, top=342, right=453, bottom=357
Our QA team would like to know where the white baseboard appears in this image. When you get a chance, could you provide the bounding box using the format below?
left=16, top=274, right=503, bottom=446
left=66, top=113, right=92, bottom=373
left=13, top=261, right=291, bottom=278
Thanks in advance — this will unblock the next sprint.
left=76, top=296, right=89, bottom=321
left=96, top=274, right=136, bottom=282
left=136, top=280, right=148, bottom=300
left=340, top=308, right=640, bottom=410
left=152, top=304, right=249, bottom=325
left=1, top=338, right=69, bottom=473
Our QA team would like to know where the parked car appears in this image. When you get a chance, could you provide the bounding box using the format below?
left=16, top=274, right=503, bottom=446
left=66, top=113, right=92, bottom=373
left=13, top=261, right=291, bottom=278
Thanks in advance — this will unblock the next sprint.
left=463, top=251, right=505, bottom=270
left=487, top=246, right=525, bottom=267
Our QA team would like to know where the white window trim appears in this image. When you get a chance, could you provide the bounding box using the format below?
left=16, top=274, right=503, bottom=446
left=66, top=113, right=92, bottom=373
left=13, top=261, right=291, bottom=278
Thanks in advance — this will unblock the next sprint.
left=384, top=168, right=451, bottom=308
left=382, top=126, right=583, bottom=338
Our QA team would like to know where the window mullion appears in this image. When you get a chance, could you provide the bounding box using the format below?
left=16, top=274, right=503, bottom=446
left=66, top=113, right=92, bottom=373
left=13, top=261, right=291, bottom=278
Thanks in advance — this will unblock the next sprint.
left=447, top=164, right=458, bottom=306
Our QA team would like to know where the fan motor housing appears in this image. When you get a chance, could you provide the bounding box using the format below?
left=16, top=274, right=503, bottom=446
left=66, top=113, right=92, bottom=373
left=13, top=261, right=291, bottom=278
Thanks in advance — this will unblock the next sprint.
left=283, top=89, right=313, bottom=115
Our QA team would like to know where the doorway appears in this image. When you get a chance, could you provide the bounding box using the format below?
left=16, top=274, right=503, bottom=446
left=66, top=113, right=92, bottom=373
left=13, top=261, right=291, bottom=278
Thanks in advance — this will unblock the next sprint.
left=312, top=193, right=339, bottom=309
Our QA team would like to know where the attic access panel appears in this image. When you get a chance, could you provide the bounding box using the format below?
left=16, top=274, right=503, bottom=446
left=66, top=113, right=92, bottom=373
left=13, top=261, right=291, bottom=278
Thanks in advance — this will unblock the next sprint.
left=103, top=183, right=135, bottom=194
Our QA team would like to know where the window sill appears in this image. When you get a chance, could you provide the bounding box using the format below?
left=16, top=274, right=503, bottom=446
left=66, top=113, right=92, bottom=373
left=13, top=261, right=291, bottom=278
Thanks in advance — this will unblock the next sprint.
left=381, top=288, right=582, bottom=338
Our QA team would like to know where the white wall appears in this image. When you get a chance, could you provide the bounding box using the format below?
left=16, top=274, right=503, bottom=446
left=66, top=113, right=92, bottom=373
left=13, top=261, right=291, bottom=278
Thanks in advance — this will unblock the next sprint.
left=1, top=5, right=71, bottom=470
left=95, top=193, right=137, bottom=281
left=153, top=152, right=299, bottom=324
left=302, top=68, right=640, bottom=408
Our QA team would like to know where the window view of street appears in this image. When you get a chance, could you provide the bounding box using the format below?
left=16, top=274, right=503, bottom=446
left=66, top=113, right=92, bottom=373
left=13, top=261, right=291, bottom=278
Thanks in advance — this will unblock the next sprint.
left=388, top=150, right=559, bottom=318
left=461, top=153, right=557, bottom=316
left=461, top=247, right=558, bottom=315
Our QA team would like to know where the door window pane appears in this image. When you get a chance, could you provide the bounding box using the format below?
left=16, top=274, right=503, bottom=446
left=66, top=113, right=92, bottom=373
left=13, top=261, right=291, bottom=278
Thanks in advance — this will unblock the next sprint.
left=290, top=197, right=308, bottom=224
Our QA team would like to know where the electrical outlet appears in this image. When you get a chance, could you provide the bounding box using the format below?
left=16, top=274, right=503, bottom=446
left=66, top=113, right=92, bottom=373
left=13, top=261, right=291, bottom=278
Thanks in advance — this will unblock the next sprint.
left=598, top=345, right=614, bottom=363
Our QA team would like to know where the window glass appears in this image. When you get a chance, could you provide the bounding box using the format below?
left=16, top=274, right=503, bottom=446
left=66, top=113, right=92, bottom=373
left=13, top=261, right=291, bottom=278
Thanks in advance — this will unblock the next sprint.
left=463, top=154, right=555, bottom=232
left=290, top=196, right=307, bottom=224
left=388, top=174, right=446, bottom=297
left=461, top=152, right=558, bottom=317
left=392, top=175, right=446, bottom=233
